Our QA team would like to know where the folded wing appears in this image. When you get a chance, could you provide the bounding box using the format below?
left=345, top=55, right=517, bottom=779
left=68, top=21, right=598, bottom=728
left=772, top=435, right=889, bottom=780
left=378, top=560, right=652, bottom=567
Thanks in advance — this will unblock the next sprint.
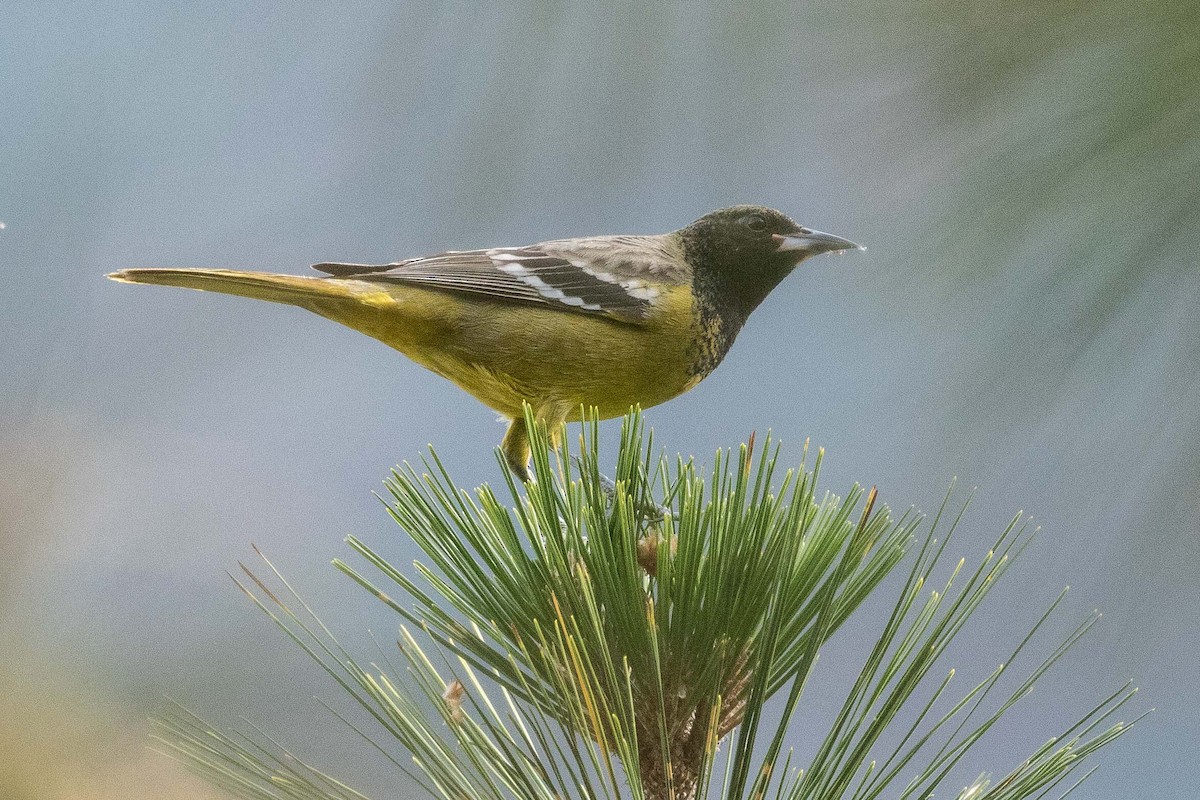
left=312, top=235, right=689, bottom=323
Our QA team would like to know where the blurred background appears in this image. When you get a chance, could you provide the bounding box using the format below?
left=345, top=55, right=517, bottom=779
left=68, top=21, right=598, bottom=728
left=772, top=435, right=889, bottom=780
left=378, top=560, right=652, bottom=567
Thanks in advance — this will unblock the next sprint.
left=2, top=2, right=1196, bottom=797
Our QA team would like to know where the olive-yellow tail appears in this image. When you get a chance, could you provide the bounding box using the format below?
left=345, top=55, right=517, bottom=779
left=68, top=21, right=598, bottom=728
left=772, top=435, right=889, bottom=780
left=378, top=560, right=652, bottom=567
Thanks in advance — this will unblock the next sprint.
left=106, top=268, right=361, bottom=306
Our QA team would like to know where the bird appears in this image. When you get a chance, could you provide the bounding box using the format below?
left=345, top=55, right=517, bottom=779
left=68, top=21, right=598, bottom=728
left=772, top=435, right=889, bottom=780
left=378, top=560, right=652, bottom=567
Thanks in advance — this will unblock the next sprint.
left=109, top=205, right=862, bottom=481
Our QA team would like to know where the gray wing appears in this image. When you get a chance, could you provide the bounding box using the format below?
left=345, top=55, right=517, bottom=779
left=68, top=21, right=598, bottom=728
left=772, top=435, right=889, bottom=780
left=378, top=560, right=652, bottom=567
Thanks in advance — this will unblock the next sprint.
left=311, top=235, right=688, bottom=323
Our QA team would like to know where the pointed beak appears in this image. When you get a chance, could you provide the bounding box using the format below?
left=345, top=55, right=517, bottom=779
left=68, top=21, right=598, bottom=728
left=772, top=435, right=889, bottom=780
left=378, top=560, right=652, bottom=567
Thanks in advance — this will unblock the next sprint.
left=773, top=229, right=865, bottom=256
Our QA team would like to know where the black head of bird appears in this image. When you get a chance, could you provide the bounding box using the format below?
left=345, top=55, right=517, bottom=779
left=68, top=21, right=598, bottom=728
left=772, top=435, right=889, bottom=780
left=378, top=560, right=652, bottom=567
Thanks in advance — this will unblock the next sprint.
left=679, top=205, right=863, bottom=319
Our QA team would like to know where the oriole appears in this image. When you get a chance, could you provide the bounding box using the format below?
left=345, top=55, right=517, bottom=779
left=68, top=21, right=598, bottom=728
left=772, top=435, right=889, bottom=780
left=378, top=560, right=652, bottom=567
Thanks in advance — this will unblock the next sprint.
left=109, top=205, right=861, bottom=479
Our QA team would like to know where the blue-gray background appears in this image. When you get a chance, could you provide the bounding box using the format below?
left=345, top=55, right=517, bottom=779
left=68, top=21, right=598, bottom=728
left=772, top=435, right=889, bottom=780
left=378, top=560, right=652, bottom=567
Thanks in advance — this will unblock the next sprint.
left=1, top=3, right=1196, bottom=798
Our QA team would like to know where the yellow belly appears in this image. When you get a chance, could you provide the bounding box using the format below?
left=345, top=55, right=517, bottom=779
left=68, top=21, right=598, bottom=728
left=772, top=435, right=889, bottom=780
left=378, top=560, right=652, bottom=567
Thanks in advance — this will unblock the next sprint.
left=307, top=282, right=700, bottom=422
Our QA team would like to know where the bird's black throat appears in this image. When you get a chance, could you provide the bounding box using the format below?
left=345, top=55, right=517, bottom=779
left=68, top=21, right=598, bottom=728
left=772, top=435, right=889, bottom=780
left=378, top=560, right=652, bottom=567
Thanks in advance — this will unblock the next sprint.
left=680, top=225, right=799, bottom=379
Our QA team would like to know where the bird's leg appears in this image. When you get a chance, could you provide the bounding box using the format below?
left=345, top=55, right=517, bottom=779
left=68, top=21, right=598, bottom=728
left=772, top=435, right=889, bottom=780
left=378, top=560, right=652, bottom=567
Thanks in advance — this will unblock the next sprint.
left=501, top=416, right=533, bottom=483
left=505, top=416, right=669, bottom=574
left=505, top=414, right=665, bottom=523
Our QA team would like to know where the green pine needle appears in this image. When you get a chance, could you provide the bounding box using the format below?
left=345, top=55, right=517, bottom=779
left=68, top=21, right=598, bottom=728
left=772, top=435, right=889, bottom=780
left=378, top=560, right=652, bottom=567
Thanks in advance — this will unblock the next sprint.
left=155, top=407, right=1139, bottom=800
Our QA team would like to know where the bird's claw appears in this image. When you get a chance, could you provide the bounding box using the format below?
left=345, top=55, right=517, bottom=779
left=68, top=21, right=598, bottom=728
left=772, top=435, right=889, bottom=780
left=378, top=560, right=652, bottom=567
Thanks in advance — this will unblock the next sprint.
left=572, top=457, right=670, bottom=524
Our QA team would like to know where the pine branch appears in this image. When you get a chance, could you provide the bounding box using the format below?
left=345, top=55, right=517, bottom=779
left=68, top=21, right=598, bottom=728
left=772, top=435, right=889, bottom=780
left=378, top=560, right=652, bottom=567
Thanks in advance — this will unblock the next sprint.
left=155, top=407, right=1139, bottom=800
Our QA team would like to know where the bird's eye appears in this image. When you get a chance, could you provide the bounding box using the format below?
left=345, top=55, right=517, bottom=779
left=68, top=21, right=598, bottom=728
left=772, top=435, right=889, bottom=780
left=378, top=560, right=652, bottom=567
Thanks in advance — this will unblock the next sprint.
left=741, top=214, right=768, bottom=231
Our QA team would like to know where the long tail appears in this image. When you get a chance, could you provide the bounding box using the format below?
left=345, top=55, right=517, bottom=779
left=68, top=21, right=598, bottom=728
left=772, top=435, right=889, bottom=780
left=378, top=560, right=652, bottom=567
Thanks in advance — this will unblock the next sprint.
left=107, top=268, right=360, bottom=306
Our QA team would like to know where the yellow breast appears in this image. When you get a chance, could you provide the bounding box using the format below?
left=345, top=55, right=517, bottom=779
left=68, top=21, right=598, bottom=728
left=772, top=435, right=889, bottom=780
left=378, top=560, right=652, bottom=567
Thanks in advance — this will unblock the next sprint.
left=313, top=283, right=702, bottom=422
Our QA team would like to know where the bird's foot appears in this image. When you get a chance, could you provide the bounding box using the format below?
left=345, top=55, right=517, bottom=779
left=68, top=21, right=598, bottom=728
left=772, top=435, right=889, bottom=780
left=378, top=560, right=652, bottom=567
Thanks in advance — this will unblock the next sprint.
left=587, top=465, right=675, bottom=577
left=573, top=458, right=670, bottom=524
